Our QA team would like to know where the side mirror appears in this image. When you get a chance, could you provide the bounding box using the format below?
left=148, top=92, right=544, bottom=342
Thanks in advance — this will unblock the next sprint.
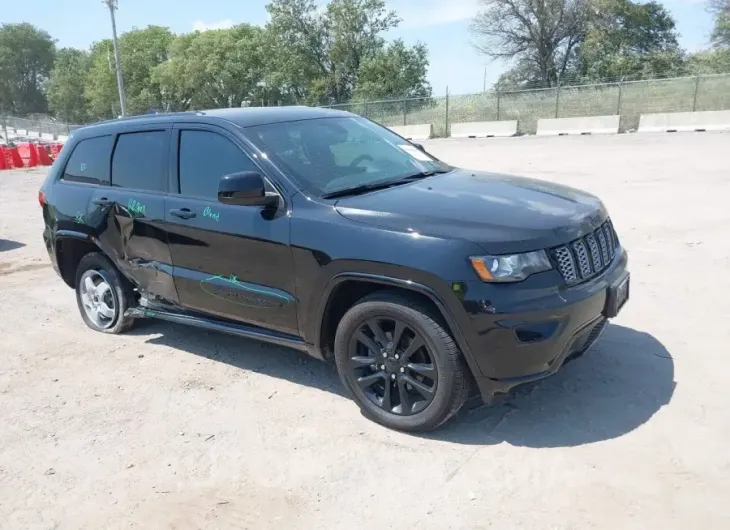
left=217, top=171, right=279, bottom=208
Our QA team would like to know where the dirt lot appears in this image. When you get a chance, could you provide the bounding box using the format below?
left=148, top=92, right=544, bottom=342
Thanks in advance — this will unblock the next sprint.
left=1, top=132, right=729, bottom=529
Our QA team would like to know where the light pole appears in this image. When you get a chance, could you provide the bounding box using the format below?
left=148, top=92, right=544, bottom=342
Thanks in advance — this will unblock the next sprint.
left=103, top=0, right=127, bottom=116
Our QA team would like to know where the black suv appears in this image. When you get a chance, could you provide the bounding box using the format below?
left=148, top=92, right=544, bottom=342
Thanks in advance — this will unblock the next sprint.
left=39, top=107, right=629, bottom=432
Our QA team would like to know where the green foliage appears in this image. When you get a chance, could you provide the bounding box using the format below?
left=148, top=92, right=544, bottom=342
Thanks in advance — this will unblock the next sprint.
left=85, top=26, right=174, bottom=118
left=481, top=0, right=688, bottom=88
left=709, top=0, right=730, bottom=48
left=46, top=48, right=91, bottom=123
left=579, top=0, right=685, bottom=81
left=687, top=49, right=730, bottom=74
left=0, top=23, right=56, bottom=114
left=266, top=0, right=406, bottom=104
left=354, top=40, right=431, bottom=101
left=153, top=25, right=268, bottom=110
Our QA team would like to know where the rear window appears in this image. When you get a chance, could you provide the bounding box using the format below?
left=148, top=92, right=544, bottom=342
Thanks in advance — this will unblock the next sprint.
left=62, top=135, right=114, bottom=185
left=111, top=131, right=167, bottom=192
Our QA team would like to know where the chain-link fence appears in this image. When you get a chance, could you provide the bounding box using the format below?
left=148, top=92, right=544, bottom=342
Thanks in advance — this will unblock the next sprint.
left=326, top=73, right=730, bottom=137
left=0, top=115, right=82, bottom=140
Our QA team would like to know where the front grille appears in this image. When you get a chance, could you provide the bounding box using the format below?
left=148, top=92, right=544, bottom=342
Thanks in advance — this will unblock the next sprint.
left=550, top=219, right=620, bottom=285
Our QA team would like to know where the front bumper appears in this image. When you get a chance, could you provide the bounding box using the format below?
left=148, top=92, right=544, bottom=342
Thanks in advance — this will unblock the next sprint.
left=455, top=248, right=629, bottom=400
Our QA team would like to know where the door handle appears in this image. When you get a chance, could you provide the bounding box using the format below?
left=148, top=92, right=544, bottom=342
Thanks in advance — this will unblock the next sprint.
left=169, top=208, right=196, bottom=220
left=93, top=197, right=111, bottom=207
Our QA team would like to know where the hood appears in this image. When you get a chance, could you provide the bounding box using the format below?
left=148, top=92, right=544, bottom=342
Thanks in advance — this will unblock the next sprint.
left=334, top=169, right=608, bottom=254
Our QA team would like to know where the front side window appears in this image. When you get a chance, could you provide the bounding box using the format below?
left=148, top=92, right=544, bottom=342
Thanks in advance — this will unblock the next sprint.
left=62, top=135, right=114, bottom=185
left=178, top=130, right=259, bottom=199
left=111, top=131, right=167, bottom=192
left=247, top=117, right=451, bottom=196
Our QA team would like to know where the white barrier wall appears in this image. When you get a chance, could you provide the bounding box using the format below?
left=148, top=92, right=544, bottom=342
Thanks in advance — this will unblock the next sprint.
left=450, top=120, right=518, bottom=138
left=638, top=110, right=730, bottom=133
left=387, top=124, right=433, bottom=141
left=537, top=115, right=620, bottom=136
left=41, top=133, right=54, bottom=141
left=57, top=135, right=69, bottom=143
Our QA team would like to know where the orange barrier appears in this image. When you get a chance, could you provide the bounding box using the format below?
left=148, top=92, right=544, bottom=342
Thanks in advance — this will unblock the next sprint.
left=49, top=143, right=63, bottom=160
left=6, top=147, right=23, bottom=168
left=37, top=144, right=54, bottom=166
left=17, top=143, right=40, bottom=168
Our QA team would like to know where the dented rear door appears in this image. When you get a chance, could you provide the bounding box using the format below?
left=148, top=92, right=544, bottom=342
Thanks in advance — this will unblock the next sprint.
left=87, top=125, right=179, bottom=305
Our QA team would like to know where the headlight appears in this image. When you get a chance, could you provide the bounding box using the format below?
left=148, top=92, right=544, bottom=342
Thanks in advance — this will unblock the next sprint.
left=469, top=250, right=552, bottom=282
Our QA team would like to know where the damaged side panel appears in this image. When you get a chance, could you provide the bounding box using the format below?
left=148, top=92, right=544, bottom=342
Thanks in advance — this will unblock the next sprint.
left=86, top=188, right=179, bottom=304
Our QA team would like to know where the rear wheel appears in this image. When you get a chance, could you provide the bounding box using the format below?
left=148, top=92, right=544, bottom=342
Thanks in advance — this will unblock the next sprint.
left=334, top=292, right=470, bottom=432
left=75, top=253, right=135, bottom=334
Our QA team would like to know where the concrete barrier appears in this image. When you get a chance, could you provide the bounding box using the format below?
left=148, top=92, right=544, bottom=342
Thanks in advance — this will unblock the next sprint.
left=450, top=120, right=518, bottom=138
left=388, top=124, right=433, bottom=141
left=57, top=135, right=69, bottom=143
left=16, top=129, right=28, bottom=136
left=537, top=115, right=620, bottom=136
left=637, top=110, right=730, bottom=133
left=41, top=133, right=54, bottom=141
left=27, top=131, right=41, bottom=139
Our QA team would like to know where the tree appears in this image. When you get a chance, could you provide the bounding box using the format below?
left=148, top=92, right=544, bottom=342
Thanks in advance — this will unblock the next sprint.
left=709, top=0, right=730, bottom=48
left=85, top=26, right=174, bottom=118
left=470, top=0, right=589, bottom=88
left=266, top=0, right=402, bottom=104
left=46, top=48, right=90, bottom=123
left=0, top=23, right=56, bottom=115
left=354, top=40, right=431, bottom=101
left=687, top=48, right=730, bottom=74
left=153, top=25, right=268, bottom=110
left=579, top=0, right=685, bottom=81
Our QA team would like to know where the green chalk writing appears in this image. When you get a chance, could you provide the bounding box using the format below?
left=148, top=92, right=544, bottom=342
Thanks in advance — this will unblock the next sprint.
left=128, top=199, right=146, bottom=216
left=203, top=206, right=220, bottom=222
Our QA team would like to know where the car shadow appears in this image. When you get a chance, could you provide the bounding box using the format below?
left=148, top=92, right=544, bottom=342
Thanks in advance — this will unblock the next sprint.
left=427, top=323, right=675, bottom=447
left=132, top=320, right=673, bottom=448
left=0, top=239, right=25, bottom=252
left=130, top=319, right=346, bottom=398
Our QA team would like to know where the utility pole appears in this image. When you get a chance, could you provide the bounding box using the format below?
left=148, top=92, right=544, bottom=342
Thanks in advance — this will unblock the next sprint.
left=103, top=0, right=127, bottom=117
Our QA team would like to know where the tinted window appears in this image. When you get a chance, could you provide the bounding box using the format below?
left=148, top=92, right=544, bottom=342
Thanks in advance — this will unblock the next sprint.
left=62, top=135, right=114, bottom=184
left=178, top=130, right=259, bottom=199
left=111, top=131, right=167, bottom=192
left=247, top=117, right=451, bottom=196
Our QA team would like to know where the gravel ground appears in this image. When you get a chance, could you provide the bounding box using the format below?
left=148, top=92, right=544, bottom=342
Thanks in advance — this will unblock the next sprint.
left=1, top=132, right=729, bottom=529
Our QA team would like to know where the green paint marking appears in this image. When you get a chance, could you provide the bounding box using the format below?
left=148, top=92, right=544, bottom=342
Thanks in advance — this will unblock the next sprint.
left=127, top=199, right=146, bottom=216
left=203, top=206, right=220, bottom=222
left=75, top=211, right=84, bottom=223
left=199, top=274, right=292, bottom=308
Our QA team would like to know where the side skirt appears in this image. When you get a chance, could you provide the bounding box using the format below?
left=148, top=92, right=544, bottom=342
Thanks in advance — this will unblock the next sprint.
left=125, top=303, right=310, bottom=353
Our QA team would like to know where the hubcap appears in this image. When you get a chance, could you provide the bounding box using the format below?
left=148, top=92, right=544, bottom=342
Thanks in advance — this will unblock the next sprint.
left=348, top=317, right=438, bottom=416
left=79, top=270, right=116, bottom=329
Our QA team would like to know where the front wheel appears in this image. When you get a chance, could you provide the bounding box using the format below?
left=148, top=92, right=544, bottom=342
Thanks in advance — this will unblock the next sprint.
left=334, top=292, right=470, bottom=432
left=75, top=252, right=135, bottom=334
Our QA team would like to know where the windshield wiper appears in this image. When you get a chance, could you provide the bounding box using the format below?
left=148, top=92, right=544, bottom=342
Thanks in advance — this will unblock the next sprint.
left=399, top=169, right=450, bottom=180
left=321, top=179, right=408, bottom=199
left=322, top=170, right=453, bottom=199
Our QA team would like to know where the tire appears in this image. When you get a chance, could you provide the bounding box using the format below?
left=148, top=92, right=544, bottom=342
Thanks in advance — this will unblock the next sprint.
left=75, top=252, right=135, bottom=334
left=334, top=291, right=470, bottom=432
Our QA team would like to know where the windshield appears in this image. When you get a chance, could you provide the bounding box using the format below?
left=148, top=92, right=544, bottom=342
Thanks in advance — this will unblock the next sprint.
left=246, top=117, right=452, bottom=196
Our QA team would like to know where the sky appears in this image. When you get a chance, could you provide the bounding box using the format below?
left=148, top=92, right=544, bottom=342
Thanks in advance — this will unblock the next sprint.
left=3, top=0, right=715, bottom=96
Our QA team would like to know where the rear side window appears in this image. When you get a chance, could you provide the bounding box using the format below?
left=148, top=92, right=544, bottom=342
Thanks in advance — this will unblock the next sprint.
left=178, top=130, right=259, bottom=199
left=62, top=135, right=114, bottom=185
left=111, top=131, right=167, bottom=192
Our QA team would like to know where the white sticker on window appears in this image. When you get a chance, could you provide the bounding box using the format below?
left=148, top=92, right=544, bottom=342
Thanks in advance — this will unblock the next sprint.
left=399, top=144, right=433, bottom=162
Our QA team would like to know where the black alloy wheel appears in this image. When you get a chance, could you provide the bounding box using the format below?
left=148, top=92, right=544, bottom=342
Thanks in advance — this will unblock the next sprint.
left=334, top=292, right=470, bottom=432
left=348, top=317, right=438, bottom=416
